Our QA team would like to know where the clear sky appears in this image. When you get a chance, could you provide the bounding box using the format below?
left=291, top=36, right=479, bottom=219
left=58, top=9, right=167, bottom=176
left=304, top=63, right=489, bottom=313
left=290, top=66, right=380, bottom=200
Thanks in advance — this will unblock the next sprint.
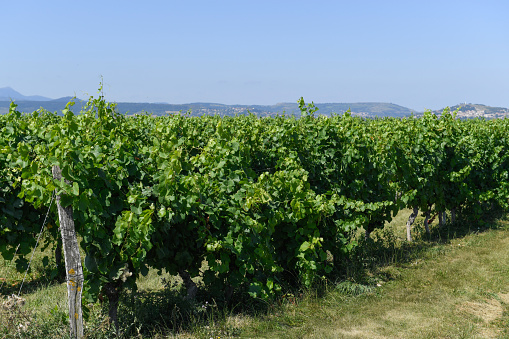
left=2, top=0, right=508, bottom=111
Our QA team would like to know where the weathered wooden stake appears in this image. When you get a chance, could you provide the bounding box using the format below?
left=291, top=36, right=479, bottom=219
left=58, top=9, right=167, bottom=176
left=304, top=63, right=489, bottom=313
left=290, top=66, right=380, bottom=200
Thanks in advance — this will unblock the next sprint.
left=406, top=207, right=419, bottom=241
left=424, top=210, right=431, bottom=235
left=52, top=165, right=84, bottom=339
left=179, top=270, right=198, bottom=300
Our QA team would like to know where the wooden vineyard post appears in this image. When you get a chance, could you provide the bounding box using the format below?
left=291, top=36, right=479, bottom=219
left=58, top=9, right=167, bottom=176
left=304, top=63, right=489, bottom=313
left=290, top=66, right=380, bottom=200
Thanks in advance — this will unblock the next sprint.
left=52, top=165, right=84, bottom=338
left=405, top=207, right=419, bottom=242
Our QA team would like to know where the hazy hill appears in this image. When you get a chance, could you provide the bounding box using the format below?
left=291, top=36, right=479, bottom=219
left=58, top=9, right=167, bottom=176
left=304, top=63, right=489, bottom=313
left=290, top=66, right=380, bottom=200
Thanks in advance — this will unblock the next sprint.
left=432, top=103, right=509, bottom=119
left=0, top=87, right=51, bottom=101
left=2, top=88, right=508, bottom=119
left=0, top=99, right=416, bottom=117
left=0, top=99, right=86, bottom=115
left=0, top=88, right=419, bottom=117
left=94, top=101, right=416, bottom=117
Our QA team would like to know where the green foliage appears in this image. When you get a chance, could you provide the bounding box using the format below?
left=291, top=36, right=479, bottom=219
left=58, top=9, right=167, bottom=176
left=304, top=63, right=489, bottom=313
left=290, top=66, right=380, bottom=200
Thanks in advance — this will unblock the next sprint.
left=2, top=94, right=509, bottom=315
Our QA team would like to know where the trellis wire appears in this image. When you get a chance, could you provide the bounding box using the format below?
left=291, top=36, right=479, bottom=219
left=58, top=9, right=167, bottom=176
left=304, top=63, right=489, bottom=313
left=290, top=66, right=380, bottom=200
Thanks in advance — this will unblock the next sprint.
left=16, top=191, right=56, bottom=297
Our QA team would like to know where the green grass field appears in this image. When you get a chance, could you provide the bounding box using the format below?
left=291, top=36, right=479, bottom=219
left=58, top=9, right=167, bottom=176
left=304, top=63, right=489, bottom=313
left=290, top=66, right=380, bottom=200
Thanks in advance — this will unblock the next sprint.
left=2, top=209, right=509, bottom=338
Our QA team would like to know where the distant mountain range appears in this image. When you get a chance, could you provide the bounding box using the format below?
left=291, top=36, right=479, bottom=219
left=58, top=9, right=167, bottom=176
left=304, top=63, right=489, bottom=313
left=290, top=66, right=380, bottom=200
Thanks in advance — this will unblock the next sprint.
left=1, top=87, right=508, bottom=119
left=0, top=98, right=416, bottom=118
left=0, top=87, right=53, bottom=101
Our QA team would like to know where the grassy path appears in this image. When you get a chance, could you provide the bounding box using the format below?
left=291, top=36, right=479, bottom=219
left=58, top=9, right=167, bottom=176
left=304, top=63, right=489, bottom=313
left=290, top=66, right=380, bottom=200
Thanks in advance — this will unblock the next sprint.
left=3, top=215, right=509, bottom=338
left=242, top=220, right=509, bottom=338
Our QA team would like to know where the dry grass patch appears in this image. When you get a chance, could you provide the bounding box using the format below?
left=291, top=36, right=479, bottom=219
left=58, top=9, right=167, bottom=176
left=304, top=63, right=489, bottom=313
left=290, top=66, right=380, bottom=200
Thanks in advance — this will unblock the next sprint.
left=457, top=298, right=504, bottom=324
left=455, top=292, right=509, bottom=339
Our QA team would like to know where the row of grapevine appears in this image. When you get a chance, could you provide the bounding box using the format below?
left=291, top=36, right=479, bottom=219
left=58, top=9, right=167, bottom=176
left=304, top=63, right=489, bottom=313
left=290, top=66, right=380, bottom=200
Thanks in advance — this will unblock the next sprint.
left=2, top=95, right=509, bottom=327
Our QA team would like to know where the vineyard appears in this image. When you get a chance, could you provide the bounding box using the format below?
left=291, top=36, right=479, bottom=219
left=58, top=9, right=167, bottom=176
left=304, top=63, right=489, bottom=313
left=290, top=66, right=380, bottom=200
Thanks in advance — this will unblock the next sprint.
left=1, top=93, right=509, bottom=336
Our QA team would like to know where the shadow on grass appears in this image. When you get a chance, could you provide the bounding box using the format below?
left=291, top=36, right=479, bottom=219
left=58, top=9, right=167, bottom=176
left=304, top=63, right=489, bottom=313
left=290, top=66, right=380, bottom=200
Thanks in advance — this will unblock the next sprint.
left=423, top=204, right=507, bottom=243
left=334, top=203, right=508, bottom=288
left=107, top=284, right=257, bottom=338
left=0, top=259, right=66, bottom=297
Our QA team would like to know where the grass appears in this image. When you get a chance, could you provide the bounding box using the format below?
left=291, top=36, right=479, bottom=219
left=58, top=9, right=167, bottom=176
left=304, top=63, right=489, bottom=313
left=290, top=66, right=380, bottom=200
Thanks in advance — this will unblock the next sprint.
left=3, top=207, right=509, bottom=338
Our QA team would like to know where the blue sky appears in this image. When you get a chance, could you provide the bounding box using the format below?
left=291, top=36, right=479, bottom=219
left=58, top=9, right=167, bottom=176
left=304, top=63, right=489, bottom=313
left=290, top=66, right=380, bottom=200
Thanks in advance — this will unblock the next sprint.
left=1, top=0, right=508, bottom=110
